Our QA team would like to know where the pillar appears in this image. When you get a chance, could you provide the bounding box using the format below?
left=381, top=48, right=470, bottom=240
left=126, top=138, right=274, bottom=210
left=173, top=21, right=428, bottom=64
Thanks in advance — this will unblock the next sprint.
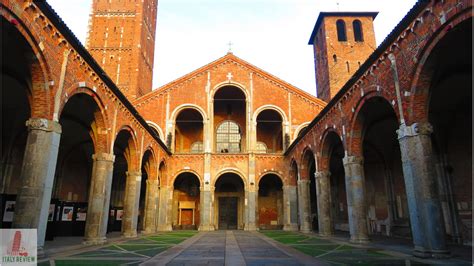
left=283, top=185, right=298, bottom=231
left=84, top=153, right=115, bottom=245
left=398, top=122, right=449, bottom=258
left=122, top=171, right=142, bottom=237
left=12, top=118, right=61, bottom=248
left=315, top=171, right=333, bottom=237
left=199, top=186, right=214, bottom=231
left=297, top=179, right=311, bottom=233
left=343, top=155, right=369, bottom=243
left=157, top=186, right=172, bottom=231
left=143, top=179, right=159, bottom=234
left=244, top=188, right=257, bottom=231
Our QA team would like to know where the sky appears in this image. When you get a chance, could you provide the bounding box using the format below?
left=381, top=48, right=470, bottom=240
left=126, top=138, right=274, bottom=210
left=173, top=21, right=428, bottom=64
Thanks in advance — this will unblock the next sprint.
left=47, top=0, right=418, bottom=96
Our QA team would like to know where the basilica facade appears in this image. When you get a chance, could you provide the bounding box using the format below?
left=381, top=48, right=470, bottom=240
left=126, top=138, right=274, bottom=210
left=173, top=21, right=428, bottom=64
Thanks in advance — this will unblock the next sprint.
left=1, top=0, right=471, bottom=259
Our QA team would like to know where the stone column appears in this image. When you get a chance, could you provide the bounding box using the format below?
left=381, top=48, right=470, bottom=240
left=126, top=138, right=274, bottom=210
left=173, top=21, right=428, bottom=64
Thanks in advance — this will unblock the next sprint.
left=122, top=171, right=142, bottom=237
left=157, top=186, right=173, bottom=231
left=143, top=179, right=159, bottom=234
left=13, top=118, right=61, bottom=248
left=244, top=188, right=257, bottom=231
left=398, top=123, right=449, bottom=258
left=343, top=155, right=369, bottom=244
left=315, top=171, right=333, bottom=237
left=84, top=153, right=115, bottom=245
left=297, top=179, right=311, bottom=233
left=199, top=185, right=214, bottom=231
left=283, top=185, right=298, bottom=231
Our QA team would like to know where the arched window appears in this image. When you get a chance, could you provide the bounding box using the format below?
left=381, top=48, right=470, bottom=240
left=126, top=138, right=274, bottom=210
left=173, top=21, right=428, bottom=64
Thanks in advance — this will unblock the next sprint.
left=336, top=20, right=347, bottom=42
left=353, top=20, right=363, bottom=42
left=256, top=142, right=267, bottom=153
left=190, top=141, right=203, bottom=153
left=216, top=121, right=241, bottom=153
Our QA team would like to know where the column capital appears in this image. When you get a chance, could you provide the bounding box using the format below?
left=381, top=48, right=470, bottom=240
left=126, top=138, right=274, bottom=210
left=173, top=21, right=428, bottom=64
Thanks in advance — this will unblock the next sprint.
left=126, top=171, right=142, bottom=178
left=147, top=179, right=159, bottom=186
left=297, top=179, right=310, bottom=185
left=343, top=155, right=363, bottom=165
left=315, top=171, right=331, bottom=179
left=92, top=153, right=115, bottom=162
left=397, top=122, right=433, bottom=139
left=26, top=118, right=62, bottom=133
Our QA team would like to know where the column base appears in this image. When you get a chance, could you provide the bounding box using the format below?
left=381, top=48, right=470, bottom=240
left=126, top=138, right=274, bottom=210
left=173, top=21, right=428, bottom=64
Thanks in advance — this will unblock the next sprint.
left=300, top=223, right=311, bottom=233
left=244, top=224, right=257, bottom=231
left=83, top=237, right=107, bottom=245
left=318, top=232, right=334, bottom=238
left=283, top=224, right=299, bottom=231
left=349, top=236, right=370, bottom=244
left=141, top=229, right=156, bottom=235
left=198, top=224, right=215, bottom=231
left=413, top=247, right=451, bottom=259
left=122, top=231, right=138, bottom=238
left=157, top=224, right=173, bottom=232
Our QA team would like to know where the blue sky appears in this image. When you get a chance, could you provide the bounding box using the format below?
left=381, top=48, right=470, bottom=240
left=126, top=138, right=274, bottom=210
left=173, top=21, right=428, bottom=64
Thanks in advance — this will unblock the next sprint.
left=47, top=0, right=418, bottom=96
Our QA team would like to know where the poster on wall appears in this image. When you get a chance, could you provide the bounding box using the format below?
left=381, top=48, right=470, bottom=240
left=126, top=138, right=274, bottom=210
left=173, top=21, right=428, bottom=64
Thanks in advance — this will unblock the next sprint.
left=116, top=210, right=123, bottom=221
left=110, top=209, right=115, bottom=218
left=62, top=206, right=74, bottom=221
left=48, top=204, right=55, bottom=221
left=3, top=201, right=15, bottom=222
left=76, top=208, right=87, bottom=221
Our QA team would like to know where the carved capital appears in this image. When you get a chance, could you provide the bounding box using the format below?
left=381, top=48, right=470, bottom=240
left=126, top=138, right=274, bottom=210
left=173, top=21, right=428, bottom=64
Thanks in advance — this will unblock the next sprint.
left=314, top=171, right=331, bottom=179
left=342, top=155, right=363, bottom=165
left=297, top=179, right=310, bottom=185
left=92, top=153, right=115, bottom=162
left=397, top=122, right=433, bottom=139
left=26, top=118, right=62, bottom=133
left=126, top=171, right=142, bottom=181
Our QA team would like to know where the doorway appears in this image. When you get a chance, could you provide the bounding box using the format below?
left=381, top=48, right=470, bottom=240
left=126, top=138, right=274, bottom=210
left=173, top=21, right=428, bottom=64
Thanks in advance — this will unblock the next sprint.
left=219, top=197, right=238, bottom=229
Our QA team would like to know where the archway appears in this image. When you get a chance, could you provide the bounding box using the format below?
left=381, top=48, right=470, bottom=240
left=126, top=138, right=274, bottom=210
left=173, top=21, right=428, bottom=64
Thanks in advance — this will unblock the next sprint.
left=175, top=108, right=204, bottom=153
left=138, top=149, right=158, bottom=232
left=172, top=172, right=200, bottom=229
left=302, top=149, right=318, bottom=232
left=321, top=131, right=348, bottom=233
left=214, top=173, right=245, bottom=229
left=214, top=86, right=246, bottom=153
left=256, top=109, right=283, bottom=153
left=358, top=97, right=409, bottom=238
left=258, top=174, right=283, bottom=229
left=0, top=16, right=32, bottom=229
left=425, top=18, right=472, bottom=243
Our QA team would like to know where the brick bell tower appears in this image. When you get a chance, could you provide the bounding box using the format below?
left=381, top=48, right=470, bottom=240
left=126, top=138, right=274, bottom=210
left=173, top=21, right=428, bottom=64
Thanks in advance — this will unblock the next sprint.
left=308, top=12, right=377, bottom=102
left=86, top=0, right=158, bottom=99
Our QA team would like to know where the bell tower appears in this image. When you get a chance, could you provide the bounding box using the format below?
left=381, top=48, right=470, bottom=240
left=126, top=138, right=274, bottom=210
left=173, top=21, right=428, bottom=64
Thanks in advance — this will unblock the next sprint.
left=308, top=12, right=377, bottom=102
left=86, top=0, right=158, bottom=99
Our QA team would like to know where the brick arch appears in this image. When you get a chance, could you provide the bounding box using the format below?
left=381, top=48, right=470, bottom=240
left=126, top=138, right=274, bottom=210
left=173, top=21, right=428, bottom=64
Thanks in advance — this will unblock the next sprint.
left=213, top=168, right=247, bottom=188
left=253, top=105, right=288, bottom=125
left=61, top=86, right=110, bottom=150
left=171, top=170, right=202, bottom=188
left=170, top=104, right=208, bottom=122
left=299, top=147, right=316, bottom=180
left=293, top=122, right=310, bottom=140
left=256, top=171, right=284, bottom=188
left=347, top=92, right=397, bottom=156
left=142, top=147, right=158, bottom=181
left=158, top=160, right=168, bottom=186
left=115, top=125, right=140, bottom=171
left=212, top=81, right=249, bottom=100
left=318, top=127, right=344, bottom=171
left=408, top=9, right=473, bottom=124
left=1, top=10, right=53, bottom=118
left=146, top=121, right=164, bottom=140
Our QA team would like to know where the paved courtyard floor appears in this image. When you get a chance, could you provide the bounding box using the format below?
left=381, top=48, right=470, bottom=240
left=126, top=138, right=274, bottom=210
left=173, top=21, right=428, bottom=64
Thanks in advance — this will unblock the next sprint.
left=38, top=230, right=472, bottom=266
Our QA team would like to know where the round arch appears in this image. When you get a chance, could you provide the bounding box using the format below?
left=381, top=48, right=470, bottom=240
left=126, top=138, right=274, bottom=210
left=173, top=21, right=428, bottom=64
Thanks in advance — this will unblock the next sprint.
left=257, top=171, right=284, bottom=187
left=293, top=122, right=311, bottom=140
left=253, top=105, right=288, bottom=124
left=213, top=168, right=247, bottom=188
left=211, top=81, right=249, bottom=99
left=114, top=125, right=140, bottom=170
left=171, top=170, right=203, bottom=188
left=146, top=121, right=164, bottom=140
left=170, top=104, right=208, bottom=122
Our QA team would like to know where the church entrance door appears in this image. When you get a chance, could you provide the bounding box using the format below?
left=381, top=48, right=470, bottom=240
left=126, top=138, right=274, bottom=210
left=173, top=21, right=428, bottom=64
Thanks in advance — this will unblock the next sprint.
left=218, top=197, right=238, bottom=230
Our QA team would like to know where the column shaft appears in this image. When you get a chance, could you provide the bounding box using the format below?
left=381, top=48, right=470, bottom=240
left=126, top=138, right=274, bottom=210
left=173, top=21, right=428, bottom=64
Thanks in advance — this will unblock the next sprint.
left=298, top=179, right=311, bottom=233
left=84, top=153, right=115, bottom=244
left=143, top=179, right=159, bottom=234
left=283, top=185, right=298, bottom=231
left=245, top=190, right=257, bottom=230
left=199, top=187, right=214, bottom=231
left=398, top=123, right=449, bottom=258
left=157, top=186, right=172, bottom=231
left=316, top=171, right=333, bottom=237
left=343, top=155, right=369, bottom=243
left=122, top=171, right=142, bottom=237
left=13, top=118, right=61, bottom=248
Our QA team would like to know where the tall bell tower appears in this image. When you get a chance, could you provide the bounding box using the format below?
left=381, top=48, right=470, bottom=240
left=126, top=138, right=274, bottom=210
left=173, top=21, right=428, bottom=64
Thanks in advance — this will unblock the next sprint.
left=308, top=12, right=377, bottom=102
left=86, top=0, right=158, bottom=99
